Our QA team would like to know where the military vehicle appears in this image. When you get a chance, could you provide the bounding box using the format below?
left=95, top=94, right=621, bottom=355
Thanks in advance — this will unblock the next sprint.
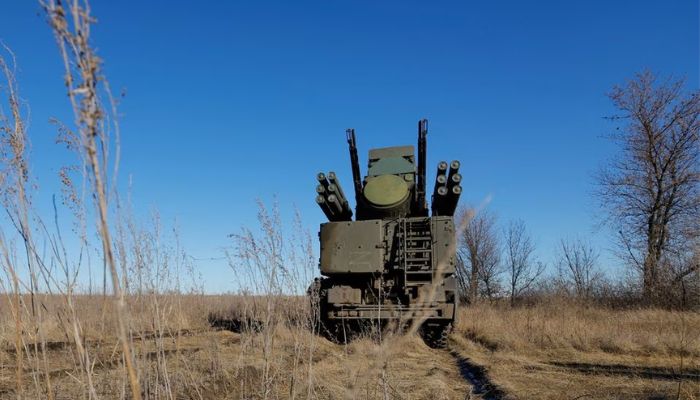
left=309, top=119, right=461, bottom=348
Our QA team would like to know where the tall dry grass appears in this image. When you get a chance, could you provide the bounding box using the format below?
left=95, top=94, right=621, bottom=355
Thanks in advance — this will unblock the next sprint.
left=455, top=301, right=700, bottom=357
left=0, top=2, right=209, bottom=398
left=452, top=300, right=700, bottom=399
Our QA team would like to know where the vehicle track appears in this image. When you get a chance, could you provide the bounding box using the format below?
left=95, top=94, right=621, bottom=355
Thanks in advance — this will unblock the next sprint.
left=448, top=347, right=506, bottom=400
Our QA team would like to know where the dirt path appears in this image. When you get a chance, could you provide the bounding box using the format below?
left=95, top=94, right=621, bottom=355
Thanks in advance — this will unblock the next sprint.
left=449, top=348, right=506, bottom=400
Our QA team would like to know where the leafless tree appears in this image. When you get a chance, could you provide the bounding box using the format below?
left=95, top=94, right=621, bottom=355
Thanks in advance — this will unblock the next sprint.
left=454, top=252, right=470, bottom=302
left=557, top=238, right=600, bottom=299
left=457, top=207, right=501, bottom=302
left=504, top=220, right=544, bottom=306
left=597, top=71, right=700, bottom=302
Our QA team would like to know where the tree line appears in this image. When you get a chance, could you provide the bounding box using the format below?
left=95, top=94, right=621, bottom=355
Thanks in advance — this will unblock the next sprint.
left=456, top=71, right=700, bottom=309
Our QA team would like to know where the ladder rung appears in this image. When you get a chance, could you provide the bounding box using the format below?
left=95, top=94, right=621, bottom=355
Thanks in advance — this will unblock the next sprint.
left=400, top=218, right=433, bottom=275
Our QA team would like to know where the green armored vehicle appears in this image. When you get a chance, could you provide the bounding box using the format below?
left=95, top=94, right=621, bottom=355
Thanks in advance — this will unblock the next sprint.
left=310, top=119, right=461, bottom=348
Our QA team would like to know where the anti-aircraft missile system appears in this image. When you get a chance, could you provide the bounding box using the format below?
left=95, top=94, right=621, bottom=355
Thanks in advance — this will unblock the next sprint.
left=309, top=119, right=461, bottom=348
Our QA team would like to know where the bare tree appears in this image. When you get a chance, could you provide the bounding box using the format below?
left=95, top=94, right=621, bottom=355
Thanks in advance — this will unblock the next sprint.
left=557, top=238, right=600, bottom=299
left=504, top=220, right=544, bottom=306
left=597, top=71, right=700, bottom=301
left=457, top=208, right=501, bottom=302
left=454, top=252, right=470, bottom=302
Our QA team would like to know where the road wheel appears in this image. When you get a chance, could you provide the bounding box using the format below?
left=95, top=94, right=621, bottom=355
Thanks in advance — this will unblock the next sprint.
left=422, top=323, right=451, bottom=349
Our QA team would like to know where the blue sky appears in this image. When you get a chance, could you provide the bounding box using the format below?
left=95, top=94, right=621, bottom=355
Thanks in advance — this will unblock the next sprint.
left=1, top=1, right=698, bottom=292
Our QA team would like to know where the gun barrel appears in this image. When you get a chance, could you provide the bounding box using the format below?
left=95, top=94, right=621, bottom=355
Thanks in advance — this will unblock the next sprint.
left=415, top=119, right=428, bottom=215
left=347, top=129, right=363, bottom=207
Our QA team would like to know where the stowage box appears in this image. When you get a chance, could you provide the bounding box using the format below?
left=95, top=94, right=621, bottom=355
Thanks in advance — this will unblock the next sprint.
left=320, top=220, right=383, bottom=274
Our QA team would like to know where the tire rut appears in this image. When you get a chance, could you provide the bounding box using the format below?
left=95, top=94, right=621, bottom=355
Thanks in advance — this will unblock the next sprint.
left=447, top=347, right=506, bottom=400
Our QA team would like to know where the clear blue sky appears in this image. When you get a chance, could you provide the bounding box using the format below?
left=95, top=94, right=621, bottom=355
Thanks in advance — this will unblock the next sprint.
left=1, top=1, right=698, bottom=292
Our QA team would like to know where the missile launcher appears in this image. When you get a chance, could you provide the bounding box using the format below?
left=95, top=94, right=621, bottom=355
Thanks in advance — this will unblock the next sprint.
left=310, top=119, right=462, bottom=348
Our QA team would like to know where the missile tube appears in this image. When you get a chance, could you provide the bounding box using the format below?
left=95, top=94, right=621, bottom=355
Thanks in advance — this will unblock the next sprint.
left=442, top=185, right=462, bottom=216
left=448, top=172, right=462, bottom=190
left=316, top=172, right=353, bottom=221
left=316, top=195, right=336, bottom=221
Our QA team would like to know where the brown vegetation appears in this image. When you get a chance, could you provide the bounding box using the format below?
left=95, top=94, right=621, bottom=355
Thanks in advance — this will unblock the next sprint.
left=1, top=295, right=698, bottom=399
left=453, top=301, right=700, bottom=399
left=0, top=294, right=471, bottom=399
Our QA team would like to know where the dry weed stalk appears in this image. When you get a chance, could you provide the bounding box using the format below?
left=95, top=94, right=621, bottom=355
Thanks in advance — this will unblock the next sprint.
left=226, top=200, right=319, bottom=398
left=0, top=51, right=25, bottom=397
left=0, top=45, right=60, bottom=400
left=42, top=1, right=141, bottom=398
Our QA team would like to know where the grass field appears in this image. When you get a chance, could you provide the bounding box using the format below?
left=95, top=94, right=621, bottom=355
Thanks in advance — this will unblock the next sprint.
left=453, top=301, right=700, bottom=399
left=0, top=295, right=697, bottom=399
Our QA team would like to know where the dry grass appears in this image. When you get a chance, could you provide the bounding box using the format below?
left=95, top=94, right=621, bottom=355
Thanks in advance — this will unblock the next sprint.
left=0, top=294, right=470, bottom=399
left=2, top=294, right=698, bottom=399
left=451, top=300, right=700, bottom=399
left=0, top=294, right=700, bottom=399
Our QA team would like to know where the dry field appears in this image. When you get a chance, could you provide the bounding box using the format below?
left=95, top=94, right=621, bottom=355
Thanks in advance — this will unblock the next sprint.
left=0, top=295, right=698, bottom=399
left=0, top=294, right=469, bottom=399
left=453, top=301, right=700, bottom=399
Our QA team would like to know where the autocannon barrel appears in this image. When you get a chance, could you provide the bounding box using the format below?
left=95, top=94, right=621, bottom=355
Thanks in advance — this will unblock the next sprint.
left=415, top=119, right=428, bottom=215
left=316, top=184, right=326, bottom=195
